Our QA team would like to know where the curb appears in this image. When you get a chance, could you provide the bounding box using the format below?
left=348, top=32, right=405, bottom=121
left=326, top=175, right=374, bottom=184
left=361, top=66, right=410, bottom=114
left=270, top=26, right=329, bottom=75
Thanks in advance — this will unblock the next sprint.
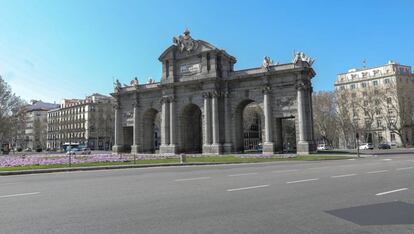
left=0, top=162, right=238, bottom=176
left=0, top=156, right=358, bottom=176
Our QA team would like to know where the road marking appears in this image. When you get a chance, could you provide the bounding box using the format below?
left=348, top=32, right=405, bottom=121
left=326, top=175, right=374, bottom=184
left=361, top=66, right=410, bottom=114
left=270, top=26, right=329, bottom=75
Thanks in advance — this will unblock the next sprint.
left=0, top=192, right=40, bottom=199
left=308, top=167, right=327, bottom=170
left=382, top=159, right=392, bottom=161
left=0, top=182, right=20, bottom=186
left=271, top=169, right=298, bottom=173
left=367, top=170, right=388, bottom=174
left=376, top=188, right=408, bottom=196
left=331, top=173, right=357, bottom=178
left=174, top=177, right=211, bottom=182
left=227, top=184, right=269, bottom=192
left=286, top=178, right=319, bottom=184
left=228, top=172, right=258, bottom=177
left=348, top=159, right=356, bottom=161
left=396, top=167, right=414, bottom=171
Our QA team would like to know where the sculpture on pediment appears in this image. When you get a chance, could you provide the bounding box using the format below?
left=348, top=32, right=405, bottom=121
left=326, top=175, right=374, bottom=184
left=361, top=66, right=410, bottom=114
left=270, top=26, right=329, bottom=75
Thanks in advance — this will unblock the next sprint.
left=262, top=56, right=273, bottom=71
left=147, top=77, right=155, bottom=84
left=130, top=77, right=139, bottom=86
left=114, top=79, right=122, bottom=94
left=173, top=29, right=199, bottom=52
left=293, top=52, right=315, bottom=66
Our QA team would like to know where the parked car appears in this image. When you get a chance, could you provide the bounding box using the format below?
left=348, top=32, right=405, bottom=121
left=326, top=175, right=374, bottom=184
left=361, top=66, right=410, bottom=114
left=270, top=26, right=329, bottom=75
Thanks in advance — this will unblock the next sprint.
left=23, top=147, right=32, bottom=152
left=358, top=143, right=374, bottom=150
left=378, top=143, right=391, bottom=149
left=66, top=147, right=91, bottom=155
left=317, top=144, right=332, bottom=150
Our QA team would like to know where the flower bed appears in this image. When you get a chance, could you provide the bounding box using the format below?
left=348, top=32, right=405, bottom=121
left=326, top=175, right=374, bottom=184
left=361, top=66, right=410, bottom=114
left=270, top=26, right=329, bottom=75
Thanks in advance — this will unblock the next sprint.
left=0, top=154, right=130, bottom=167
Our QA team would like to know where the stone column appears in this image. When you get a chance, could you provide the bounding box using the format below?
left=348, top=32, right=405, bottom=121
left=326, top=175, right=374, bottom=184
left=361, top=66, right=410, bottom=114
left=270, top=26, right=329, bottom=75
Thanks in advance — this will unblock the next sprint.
left=112, top=99, right=123, bottom=153
left=262, top=86, right=275, bottom=154
left=223, top=91, right=232, bottom=153
left=131, top=100, right=141, bottom=154
left=202, top=92, right=212, bottom=153
left=160, top=97, right=170, bottom=147
left=168, top=97, right=177, bottom=153
left=211, top=91, right=222, bottom=154
left=297, top=80, right=310, bottom=155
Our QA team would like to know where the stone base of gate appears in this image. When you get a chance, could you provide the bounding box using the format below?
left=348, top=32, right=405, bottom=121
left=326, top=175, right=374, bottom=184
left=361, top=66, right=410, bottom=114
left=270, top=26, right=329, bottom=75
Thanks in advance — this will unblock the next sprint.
left=262, top=142, right=275, bottom=155
left=130, top=145, right=142, bottom=154
left=297, top=141, right=311, bottom=155
left=223, top=143, right=232, bottom=154
left=202, top=144, right=223, bottom=155
left=112, top=145, right=123, bottom=153
left=159, top=144, right=177, bottom=155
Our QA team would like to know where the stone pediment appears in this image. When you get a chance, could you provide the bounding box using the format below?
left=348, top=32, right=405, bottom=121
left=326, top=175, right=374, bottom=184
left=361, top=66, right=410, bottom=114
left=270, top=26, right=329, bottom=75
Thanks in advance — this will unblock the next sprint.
left=158, top=30, right=235, bottom=62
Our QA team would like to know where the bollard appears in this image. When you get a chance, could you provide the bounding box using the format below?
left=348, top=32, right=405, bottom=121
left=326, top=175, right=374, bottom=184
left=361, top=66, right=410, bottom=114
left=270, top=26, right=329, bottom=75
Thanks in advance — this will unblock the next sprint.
left=69, top=154, right=72, bottom=167
left=133, top=153, right=136, bottom=164
left=180, top=153, right=187, bottom=164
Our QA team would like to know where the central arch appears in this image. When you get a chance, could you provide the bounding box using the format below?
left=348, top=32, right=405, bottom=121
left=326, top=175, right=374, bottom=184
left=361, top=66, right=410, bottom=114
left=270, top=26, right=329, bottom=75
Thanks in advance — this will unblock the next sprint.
left=180, top=104, right=202, bottom=153
left=234, top=99, right=264, bottom=153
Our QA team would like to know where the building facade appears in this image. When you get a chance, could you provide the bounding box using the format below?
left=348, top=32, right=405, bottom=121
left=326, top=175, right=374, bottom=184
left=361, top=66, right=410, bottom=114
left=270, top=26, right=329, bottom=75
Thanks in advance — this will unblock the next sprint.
left=112, top=30, right=316, bottom=155
left=335, top=61, right=414, bottom=148
left=23, top=100, right=60, bottom=150
left=47, top=94, right=114, bottom=150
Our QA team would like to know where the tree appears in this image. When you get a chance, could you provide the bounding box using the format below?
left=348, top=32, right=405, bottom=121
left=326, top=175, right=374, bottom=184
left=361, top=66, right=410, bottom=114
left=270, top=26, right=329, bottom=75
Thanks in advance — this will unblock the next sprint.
left=312, top=91, right=340, bottom=147
left=0, top=76, right=26, bottom=148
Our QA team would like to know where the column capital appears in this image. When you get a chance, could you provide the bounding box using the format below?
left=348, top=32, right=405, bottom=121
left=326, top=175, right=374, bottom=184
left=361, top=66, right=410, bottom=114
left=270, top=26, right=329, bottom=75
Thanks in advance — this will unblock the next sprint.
left=296, top=79, right=310, bottom=91
left=262, top=86, right=272, bottom=94
left=212, top=90, right=222, bottom=98
left=202, top=92, right=211, bottom=98
left=160, top=96, right=170, bottom=104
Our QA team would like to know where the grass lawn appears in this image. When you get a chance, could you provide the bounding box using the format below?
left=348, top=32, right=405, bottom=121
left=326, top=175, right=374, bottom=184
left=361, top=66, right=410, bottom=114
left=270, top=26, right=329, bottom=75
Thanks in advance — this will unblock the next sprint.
left=0, top=155, right=354, bottom=172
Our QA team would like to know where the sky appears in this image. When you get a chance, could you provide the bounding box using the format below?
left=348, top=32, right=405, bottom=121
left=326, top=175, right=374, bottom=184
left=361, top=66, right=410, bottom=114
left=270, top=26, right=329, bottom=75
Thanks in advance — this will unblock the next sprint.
left=0, top=0, right=413, bottom=103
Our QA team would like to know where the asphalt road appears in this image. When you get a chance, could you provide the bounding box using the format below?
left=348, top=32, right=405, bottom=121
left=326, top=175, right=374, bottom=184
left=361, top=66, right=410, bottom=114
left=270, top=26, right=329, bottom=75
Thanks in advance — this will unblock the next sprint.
left=1, top=153, right=414, bottom=234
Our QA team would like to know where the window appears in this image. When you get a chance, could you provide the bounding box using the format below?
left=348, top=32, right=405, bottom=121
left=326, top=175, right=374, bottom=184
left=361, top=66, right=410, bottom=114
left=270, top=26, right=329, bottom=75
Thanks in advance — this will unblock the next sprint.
left=374, top=90, right=379, bottom=95
left=165, top=60, right=169, bottom=78
left=373, top=80, right=379, bottom=86
left=384, top=78, right=390, bottom=84
left=377, top=119, right=382, bottom=128
left=391, top=133, right=396, bottom=142
left=364, top=100, right=368, bottom=106
left=340, top=86, right=345, bottom=90
left=387, top=97, right=392, bottom=104
left=363, top=92, right=367, bottom=97
left=351, top=93, right=356, bottom=98
left=361, top=82, right=367, bottom=88
left=375, top=99, right=380, bottom=105
left=350, top=84, right=356, bottom=89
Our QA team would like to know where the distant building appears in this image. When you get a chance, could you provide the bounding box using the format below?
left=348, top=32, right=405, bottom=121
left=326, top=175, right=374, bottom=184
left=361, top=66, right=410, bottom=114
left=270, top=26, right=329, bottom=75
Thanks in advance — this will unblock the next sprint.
left=47, top=94, right=114, bottom=150
left=24, top=100, right=60, bottom=150
left=335, top=61, right=414, bottom=148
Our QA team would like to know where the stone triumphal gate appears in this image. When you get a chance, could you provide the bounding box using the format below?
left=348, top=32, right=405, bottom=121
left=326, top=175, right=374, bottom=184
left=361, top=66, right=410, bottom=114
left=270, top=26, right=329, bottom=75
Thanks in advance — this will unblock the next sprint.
left=112, top=30, right=316, bottom=155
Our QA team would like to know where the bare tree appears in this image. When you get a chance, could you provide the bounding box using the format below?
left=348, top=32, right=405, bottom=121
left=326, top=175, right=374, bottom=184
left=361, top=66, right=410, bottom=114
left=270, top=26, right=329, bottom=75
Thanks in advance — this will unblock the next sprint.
left=379, top=80, right=414, bottom=146
left=312, top=91, right=340, bottom=147
left=0, top=76, right=26, bottom=148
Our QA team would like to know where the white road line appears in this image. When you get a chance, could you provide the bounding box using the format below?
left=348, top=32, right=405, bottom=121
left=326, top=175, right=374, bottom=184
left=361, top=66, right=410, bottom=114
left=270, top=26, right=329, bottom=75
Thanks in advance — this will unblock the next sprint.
left=396, top=167, right=414, bottom=171
left=271, top=169, right=298, bottom=173
left=367, top=170, right=388, bottom=174
left=376, top=188, right=408, bottom=196
left=0, top=182, right=20, bottom=186
left=174, top=177, right=211, bottom=182
left=382, top=159, right=392, bottom=161
left=348, top=159, right=356, bottom=161
left=228, top=172, right=258, bottom=177
left=0, top=192, right=40, bottom=199
left=227, top=184, right=269, bottom=192
left=331, top=173, right=357, bottom=178
left=286, top=178, right=319, bottom=184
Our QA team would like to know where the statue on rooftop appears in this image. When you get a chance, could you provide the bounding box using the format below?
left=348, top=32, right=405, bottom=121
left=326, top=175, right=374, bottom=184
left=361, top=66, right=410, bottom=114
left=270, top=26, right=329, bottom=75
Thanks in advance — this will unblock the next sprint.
left=293, top=52, right=315, bottom=66
left=173, top=29, right=198, bottom=52
left=262, top=56, right=273, bottom=71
